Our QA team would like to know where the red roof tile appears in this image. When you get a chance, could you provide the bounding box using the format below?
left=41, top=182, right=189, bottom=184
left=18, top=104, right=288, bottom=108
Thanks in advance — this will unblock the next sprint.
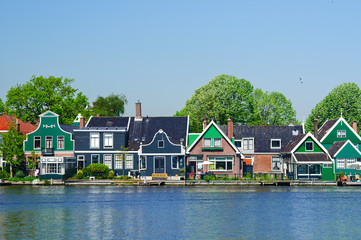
left=0, top=114, right=36, bottom=135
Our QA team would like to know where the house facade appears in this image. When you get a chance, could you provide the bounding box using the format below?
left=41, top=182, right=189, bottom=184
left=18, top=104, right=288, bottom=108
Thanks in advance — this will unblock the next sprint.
left=23, top=111, right=78, bottom=179
left=219, top=122, right=303, bottom=176
left=281, top=132, right=333, bottom=180
left=187, top=119, right=241, bottom=179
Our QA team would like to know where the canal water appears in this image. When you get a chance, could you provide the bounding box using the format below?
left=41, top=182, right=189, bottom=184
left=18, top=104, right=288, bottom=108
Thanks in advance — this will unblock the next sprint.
left=0, top=185, right=360, bottom=239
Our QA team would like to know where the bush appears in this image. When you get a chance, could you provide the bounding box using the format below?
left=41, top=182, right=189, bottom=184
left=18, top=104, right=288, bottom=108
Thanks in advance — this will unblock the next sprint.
left=204, top=175, right=216, bottom=182
left=44, top=180, right=51, bottom=185
left=83, top=163, right=109, bottom=179
left=14, top=170, right=25, bottom=179
left=76, top=170, right=84, bottom=179
left=108, top=170, right=114, bottom=179
left=0, top=169, right=10, bottom=179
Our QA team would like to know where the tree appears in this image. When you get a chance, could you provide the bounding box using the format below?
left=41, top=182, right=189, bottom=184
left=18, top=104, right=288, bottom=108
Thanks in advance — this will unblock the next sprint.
left=6, top=75, right=89, bottom=125
left=0, top=123, right=25, bottom=178
left=28, top=150, right=40, bottom=177
left=0, top=98, right=6, bottom=113
left=175, top=74, right=254, bottom=132
left=115, top=145, right=129, bottom=179
left=92, top=93, right=127, bottom=116
left=305, top=83, right=361, bottom=133
left=251, top=89, right=298, bottom=125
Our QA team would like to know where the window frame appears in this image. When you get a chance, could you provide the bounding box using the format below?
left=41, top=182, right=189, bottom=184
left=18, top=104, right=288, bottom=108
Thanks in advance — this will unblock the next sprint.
left=346, top=158, right=355, bottom=169
left=45, top=136, right=53, bottom=149
left=91, top=154, right=100, bottom=164
left=125, top=154, right=133, bottom=169
left=57, top=136, right=65, bottom=149
left=208, top=156, right=233, bottom=171
left=242, top=138, right=254, bottom=151
left=271, top=156, right=281, bottom=172
left=104, top=154, right=112, bottom=169
left=34, top=136, right=41, bottom=149
left=270, top=139, right=281, bottom=149
left=114, top=154, right=123, bottom=169
left=214, top=138, right=222, bottom=147
left=337, top=158, right=345, bottom=169
left=172, top=156, right=179, bottom=169
left=158, top=140, right=164, bottom=148
left=203, top=138, right=212, bottom=147
left=140, top=156, right=147, bottom=170
left=90, top=132, right=100, bottom=149
left=305, top=141, right=314, bottom=151
left=103, top=133, right=113, bottom=149
left=337, top=130, right=346, bottom=138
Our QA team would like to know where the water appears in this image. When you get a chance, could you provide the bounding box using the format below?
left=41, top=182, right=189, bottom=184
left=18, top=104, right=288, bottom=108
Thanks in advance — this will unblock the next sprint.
left=0, top=185, right=360, bottom=239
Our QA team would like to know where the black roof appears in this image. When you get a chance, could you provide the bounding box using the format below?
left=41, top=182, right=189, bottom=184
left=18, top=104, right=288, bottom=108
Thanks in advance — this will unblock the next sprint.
left=60, top=124, right=79, bottom=134
left=220, top=125, right=303, bottom=153
left=127, top=117, right=188, bottom=151
left=317, top=118, right=339, bottom=140
left=282, top=134, right=306, bottom=153
left=294, top=153, right=331, bottom=162
left=328, top=141, right=346, bottom=157
left=86, top=117, right=129, bottom=128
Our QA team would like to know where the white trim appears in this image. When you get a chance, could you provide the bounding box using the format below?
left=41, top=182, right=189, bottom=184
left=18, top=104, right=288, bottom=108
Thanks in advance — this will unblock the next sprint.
left=39, top=110, right=59, bottom=117
left=305, top=141, right=314, bottom=151
left=140, top=153, right=185, bottom=156
left=171, top=156, right=180, bottom=169
left=333, top=140, right=361, bottom=157
left=103, top=133, right=114, bottom=149
left=103, top=154, right=113, bottom=169
left=139, top=156, right=147, bottom=170
left=186, top=120, right=240, bottom=154
left=319, top=117, right=361, bottom=143
left=85, top=116, right=93, bottom=128
left=140, top=130, right=186, bottom=155
left=75, top=150, right=139, bottom=154
left=24, top=151, right=74, bottom=155
left=186, top=116, right=190, bottom=147
left=127, top=117, right=131, bottom=131
left=89, top=132, right=100, bottom=149
left=158, top=140, right=165, bottom=148
left=289, top=132, right=331, bottom=159
left=73, top=129, right=127, bottom=132
left=91, top=154, right=100, bottom=164
left=57, top=136, right=65, bottom=150
left=242, top=137, right=254, bottom=152
left=34, top=136, right=41, bottom=150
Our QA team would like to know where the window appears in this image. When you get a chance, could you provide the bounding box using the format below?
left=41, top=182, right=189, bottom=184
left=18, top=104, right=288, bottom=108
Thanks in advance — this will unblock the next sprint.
left=125, top=154, right=133, bottom=169
left=91, top=154, right=99, bottom=164
left=214, top=138, right=222, bottom=147
left=208, top=157, right=233, bottom=171
left=34, top=136, right=41, bottom=149
left=235, top=140, right=242, bottom=148
left=57, top=136, right=64, bottom=149
left=172, top=156, right=183, bottom=169
left=305, top=142, right=313, bottom=151
left=271, top=139, right=281, bottom=149
left=41, top=157, right=63, bottom=174
left=104, top=133, right=113, bottom=148
left=104, top=154, right=112, bottom=169
left=271, top=157, right=281, bottom=171
left=203, top=138, right=212, bottom=147
left=90, top=133, right=100, bottom=148
left=337, top=158, right=345, bottom=169
left=337, top=130, right=346, bottom=138
left=46, top=136, right=53, bottom=149
left=114, top=154, right=123, bottom=169
left=140, top=156, right=147, bottom=169
left=297, top=164, right=308, bottom=174
left=190, top=155, right=203, bottom=171
left=323, top=163, right=332, bottom=168
left=309, top=164, right=321, bottom=174
left=158, top=140, right=164, bottom=148
left=346, top=158, right=356, bottom=169
left=243, top=138, right=254, bottom=151
left=77, top=155, right=85, bottom=169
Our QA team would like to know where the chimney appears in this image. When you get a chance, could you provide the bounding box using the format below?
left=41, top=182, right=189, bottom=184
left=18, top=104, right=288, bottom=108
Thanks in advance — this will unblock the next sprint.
left=314, top=116, right=318, bottom=139
left=203, top=116, right=207, bottom=130
left=96, top=113, right=100, bottom=117
left=80, top=117, right=85, bottom=128
left=353, top=121, right=357, bottom=132
left=227, top=117, right=233, bottom=140
left=136, top=101, right=142, bottom=119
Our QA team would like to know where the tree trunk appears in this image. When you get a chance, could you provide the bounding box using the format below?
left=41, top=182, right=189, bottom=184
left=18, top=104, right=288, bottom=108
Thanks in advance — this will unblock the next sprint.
left=10, top=164, right=13, bottom=178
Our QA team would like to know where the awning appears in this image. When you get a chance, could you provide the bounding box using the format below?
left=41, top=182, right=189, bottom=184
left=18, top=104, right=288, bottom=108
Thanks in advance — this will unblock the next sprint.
left=294, top=153, right=331, bottom=163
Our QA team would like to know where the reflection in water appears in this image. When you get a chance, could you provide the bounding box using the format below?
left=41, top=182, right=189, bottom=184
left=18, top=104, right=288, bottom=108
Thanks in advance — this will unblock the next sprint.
left=1, top=186, right=361, bottom=239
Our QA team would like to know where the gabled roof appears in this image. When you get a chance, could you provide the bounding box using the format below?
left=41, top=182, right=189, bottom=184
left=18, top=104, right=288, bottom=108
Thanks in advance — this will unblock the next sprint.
left=127, top=116, right=189, bottom=151
left=282, top=134, right=306, bottom=153
left=327, top=140, right=361, bottom=158
left=60, top=124, right=79, bottom=135
left=86, top=116, right=130, bottom=128
left=220, top=125, right=303, bottom=153
left=187, top=120, right=240, bottom=154
left=0, top=114, right=36, bottom=135
left=317, top=117, right=361, bottom=142
left=39, top=110, right=59, bottom=117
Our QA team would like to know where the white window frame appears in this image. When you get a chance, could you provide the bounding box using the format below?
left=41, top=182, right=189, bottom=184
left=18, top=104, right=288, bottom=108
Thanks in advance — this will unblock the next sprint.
left=337, top=130, right=346, bottom=138
left=271, top=139, right=281, bottom=149
left=140, top=156, right=147, bottom=170
left=77, top=155, right=85, bottom=169
left=203, top=138, right=212, bottom=147
left=91, top=154, right=100, bottom=164
left=45, top=136, right=53, bottom=149
left=90, top=133, right=100, bottom=149
left=41, top=157, right=64, bottom=175
left=271, top=156, right=281, bottom=172
left=125, top=154, right=133, bottom=169
left=305, top=141, right=314, bottom=151
left=158, top=140, right=164, bottom=148
left=234, top=140, right=242, bottom=148
left=172, top=156, right=180, bottom=169
left=214, top=138, right=222, bottom=147
left=104, top=154, right=112, bottom=169
left=57, top=136, right=65, bottom=149
left=103, top=133, right=113, bottom=149
left=208, top=156, right=233, bottom=171
left=337, top=158, right=345, bottom=169
left=242, top=138, right=254, bottom=151
left=114, top=154, right=123, bottom=169
left=34, top=136, right=41, bottom=149
left=346, top=158, right=356, bottom=169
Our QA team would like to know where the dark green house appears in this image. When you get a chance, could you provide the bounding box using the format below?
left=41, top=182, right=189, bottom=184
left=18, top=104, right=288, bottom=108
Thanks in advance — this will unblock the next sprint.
left=24, top=111, right=78, bottom=179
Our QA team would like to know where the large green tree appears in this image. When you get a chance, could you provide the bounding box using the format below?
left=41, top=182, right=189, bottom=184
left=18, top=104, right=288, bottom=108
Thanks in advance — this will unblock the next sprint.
left=6, top=76, right=89, bottom=125
left=176, top=74, right=254, bottom=132
left=0, top=123, right=25, bottom=178
left=92, top=93, right=127, bottom=116
left=251, top=89, right=298, bottom=125
left=305, top=82, right=361, bottom=133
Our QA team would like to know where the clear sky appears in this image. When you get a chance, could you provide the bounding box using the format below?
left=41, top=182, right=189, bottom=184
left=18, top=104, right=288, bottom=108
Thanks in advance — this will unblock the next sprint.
left=1, top=1, right=360, bottom=122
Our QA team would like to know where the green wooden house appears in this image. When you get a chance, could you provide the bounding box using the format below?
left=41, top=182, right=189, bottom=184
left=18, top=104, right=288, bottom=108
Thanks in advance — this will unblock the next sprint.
left=23, top=111, right=78, bottom=179
left=281, top=132, right=334, bottom=180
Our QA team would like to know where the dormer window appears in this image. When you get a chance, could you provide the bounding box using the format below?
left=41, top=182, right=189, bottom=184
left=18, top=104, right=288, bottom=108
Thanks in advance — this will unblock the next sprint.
left=305, top=141, right=313, bottom=151
left=243, top=138, right=254, bottom=151
left=158, top=140, right=164, bottom=148
left=337, top=130, right=346, bottom=138
left=271, top=139, right=281, bottom=149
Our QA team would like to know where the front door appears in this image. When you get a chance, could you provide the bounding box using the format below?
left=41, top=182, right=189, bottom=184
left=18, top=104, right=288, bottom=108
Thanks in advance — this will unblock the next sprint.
left=154, top=157, right=165, bottom=173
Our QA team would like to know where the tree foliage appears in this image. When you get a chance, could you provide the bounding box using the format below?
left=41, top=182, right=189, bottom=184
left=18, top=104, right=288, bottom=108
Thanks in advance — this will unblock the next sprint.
left=6, top=76, right=89, bottom=125
left=176, top=74, right=298, bottom=132
left=252, top=89, right=298, bottom=125
left=176, top=75, right=254, bottom=132
left=92, top=93, right=127, bottom=116
left=0, top=123, right=25, bottom=177
left=305, top=82, right=361, bottom=133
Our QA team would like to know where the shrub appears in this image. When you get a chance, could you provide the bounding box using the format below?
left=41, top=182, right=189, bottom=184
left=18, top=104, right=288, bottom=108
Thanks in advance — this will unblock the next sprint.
left=14, top=170, right=25, bottom=179
left=245, top=173, right=252, bottom=179
left=44, top=180, right=51, bottom=185
left=0, top=169, right=10, bottom=179
left=204, top=175, right=216, bottom=182
left=83, top=163, right=109, bottom=179
left=77, top=170, right=84, bottom=179
left=222, top=176, right=230, bottom=181
left=339, top=172, right=345, bottom=178
left=108, top=170, right=114, bottom=179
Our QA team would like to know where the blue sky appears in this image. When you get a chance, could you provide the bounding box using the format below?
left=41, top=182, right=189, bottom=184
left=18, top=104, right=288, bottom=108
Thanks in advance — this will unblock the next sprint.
left=1, top=1, right=360, bottom=121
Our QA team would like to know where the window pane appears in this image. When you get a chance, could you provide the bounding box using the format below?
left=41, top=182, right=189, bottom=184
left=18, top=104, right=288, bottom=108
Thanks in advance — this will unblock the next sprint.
left=90, top=133, right=100, bottom=148
left=214, top=138, right=222, bottom=147
left=57, top=136, right=64, bottom=149
left=297, top=164, right=308, bottom=174
left=104, top=155, right=112, bottom=169
left=34, top=136, right=41, bottom=149
left=203, top=138, right=211, bottom=147
left=272, top=157, right=281, bottom=171
left=104, top=134, right=113, bottom=148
